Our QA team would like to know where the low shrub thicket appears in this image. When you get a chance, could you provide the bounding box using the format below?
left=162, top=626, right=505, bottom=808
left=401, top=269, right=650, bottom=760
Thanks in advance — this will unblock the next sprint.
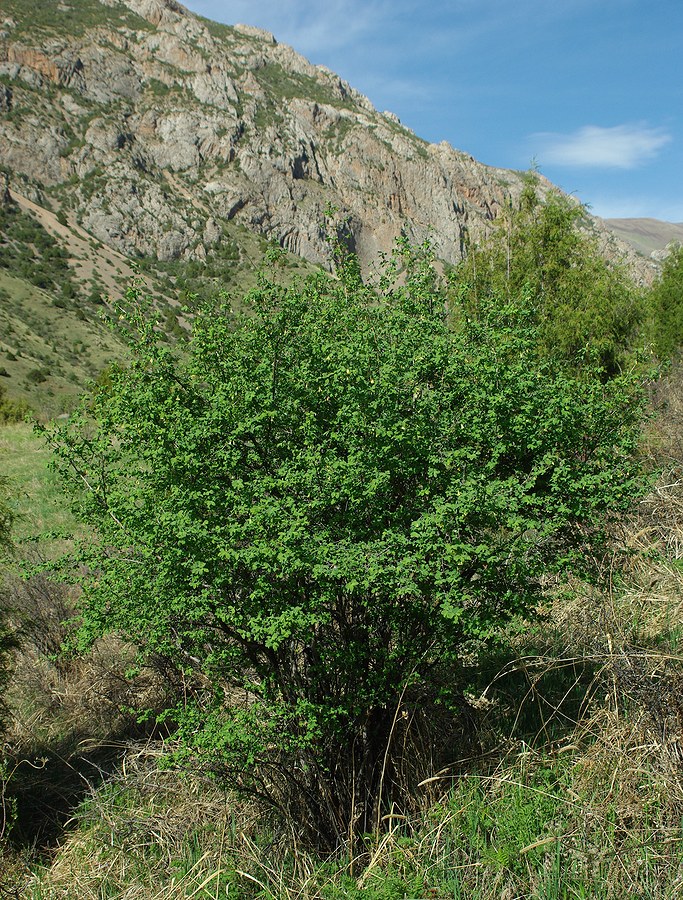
left=43, top=235, right=649, bottom=850
left=0, top=384, right=29, bottom=425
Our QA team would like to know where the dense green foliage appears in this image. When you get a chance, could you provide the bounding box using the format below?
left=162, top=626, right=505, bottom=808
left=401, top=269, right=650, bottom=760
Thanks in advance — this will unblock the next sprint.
left=456, top=179, right=645, bottom=375
left=0, top=383, right=29, bottom=425
left=47, top=242, right=647, bottom=848
left=647, top=244, right=683, bottom=359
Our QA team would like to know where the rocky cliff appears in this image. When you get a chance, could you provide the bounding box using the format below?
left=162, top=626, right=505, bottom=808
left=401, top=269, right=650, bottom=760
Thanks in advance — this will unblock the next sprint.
left=0, top=0, right=626, bottom=277
left=1, top=0, right=649, bottom=287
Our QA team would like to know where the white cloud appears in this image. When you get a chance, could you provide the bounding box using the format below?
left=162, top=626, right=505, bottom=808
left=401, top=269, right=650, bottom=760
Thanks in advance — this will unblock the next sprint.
left=534, top=124, right=671, bottom=169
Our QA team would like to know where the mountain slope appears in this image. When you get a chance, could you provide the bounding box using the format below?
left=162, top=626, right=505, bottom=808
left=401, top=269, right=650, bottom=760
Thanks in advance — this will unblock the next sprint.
left=1, top=0, right=639, bottom=275
left=0, top=0, right=653, bottom=416
left=603, top=217, right=683, bottom=259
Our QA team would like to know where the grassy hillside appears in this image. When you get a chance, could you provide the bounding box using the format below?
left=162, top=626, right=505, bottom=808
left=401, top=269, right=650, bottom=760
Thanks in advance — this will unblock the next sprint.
left=0, top=270, right=123, bottom=418
left=603, top=217, right=683, bottom=258
left=0, top=186, right=316, bottom=417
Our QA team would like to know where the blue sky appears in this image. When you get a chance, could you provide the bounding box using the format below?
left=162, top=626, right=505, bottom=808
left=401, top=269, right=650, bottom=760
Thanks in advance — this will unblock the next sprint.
left=184, top=0, right=682, bottom=222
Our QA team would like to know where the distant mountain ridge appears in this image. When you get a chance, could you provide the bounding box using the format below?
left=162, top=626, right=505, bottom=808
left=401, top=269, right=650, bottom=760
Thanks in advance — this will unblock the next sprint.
left=602, top=218, right=683, bottom=260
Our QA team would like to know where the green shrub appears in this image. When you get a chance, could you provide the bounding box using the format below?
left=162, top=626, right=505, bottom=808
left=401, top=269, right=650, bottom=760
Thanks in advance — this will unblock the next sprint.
left=647, top=244, right=683, bottom=359
left=25, top=368, right=48, bottom=385
left=47, top=245, right=648, bottom=849
left=0, top=384, right=29, bottom=425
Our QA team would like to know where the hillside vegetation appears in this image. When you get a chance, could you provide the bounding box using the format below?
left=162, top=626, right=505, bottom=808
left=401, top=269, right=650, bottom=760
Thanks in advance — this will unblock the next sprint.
left=1, top=185, right=683, bottom=898
left=0, top=175, right=315, bottom=416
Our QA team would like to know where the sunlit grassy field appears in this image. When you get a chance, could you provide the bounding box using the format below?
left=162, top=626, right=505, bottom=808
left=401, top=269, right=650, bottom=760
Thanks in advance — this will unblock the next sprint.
left=0, top=421, right=78, bottom=544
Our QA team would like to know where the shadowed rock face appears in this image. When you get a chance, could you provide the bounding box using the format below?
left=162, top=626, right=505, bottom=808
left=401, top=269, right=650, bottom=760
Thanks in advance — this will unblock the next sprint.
left=0, top=0, right=646, bottom=275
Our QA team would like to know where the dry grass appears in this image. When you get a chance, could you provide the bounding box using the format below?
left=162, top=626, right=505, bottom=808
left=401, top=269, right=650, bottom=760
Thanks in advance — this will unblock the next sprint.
left=10, top=530, right=683, bottom=899
left=27, top=747, right=235, bottom=900
left=11, top=702, right=682, bottom=899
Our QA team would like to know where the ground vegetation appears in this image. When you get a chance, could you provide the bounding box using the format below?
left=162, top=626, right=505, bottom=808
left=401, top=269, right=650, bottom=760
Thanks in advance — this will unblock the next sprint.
left=1, top=191, right=682, bottom=897
left=42, top=233, right=648, bottom=850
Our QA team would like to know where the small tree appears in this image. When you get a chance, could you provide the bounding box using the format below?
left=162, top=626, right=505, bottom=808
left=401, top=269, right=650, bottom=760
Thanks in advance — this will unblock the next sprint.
left=457, top=178, right=645, bottom=375
left=48, top=246, right=647, bottom=848
left=647, top=244, right=683, bottom=360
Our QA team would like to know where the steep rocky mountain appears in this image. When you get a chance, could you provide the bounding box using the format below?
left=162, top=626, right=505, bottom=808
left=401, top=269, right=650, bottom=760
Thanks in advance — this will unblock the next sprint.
left=0, top=0, right=521, bottom=273
left=1, top=0, right=644, bottom=274
left=0, top=0, right=651, bottom=413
